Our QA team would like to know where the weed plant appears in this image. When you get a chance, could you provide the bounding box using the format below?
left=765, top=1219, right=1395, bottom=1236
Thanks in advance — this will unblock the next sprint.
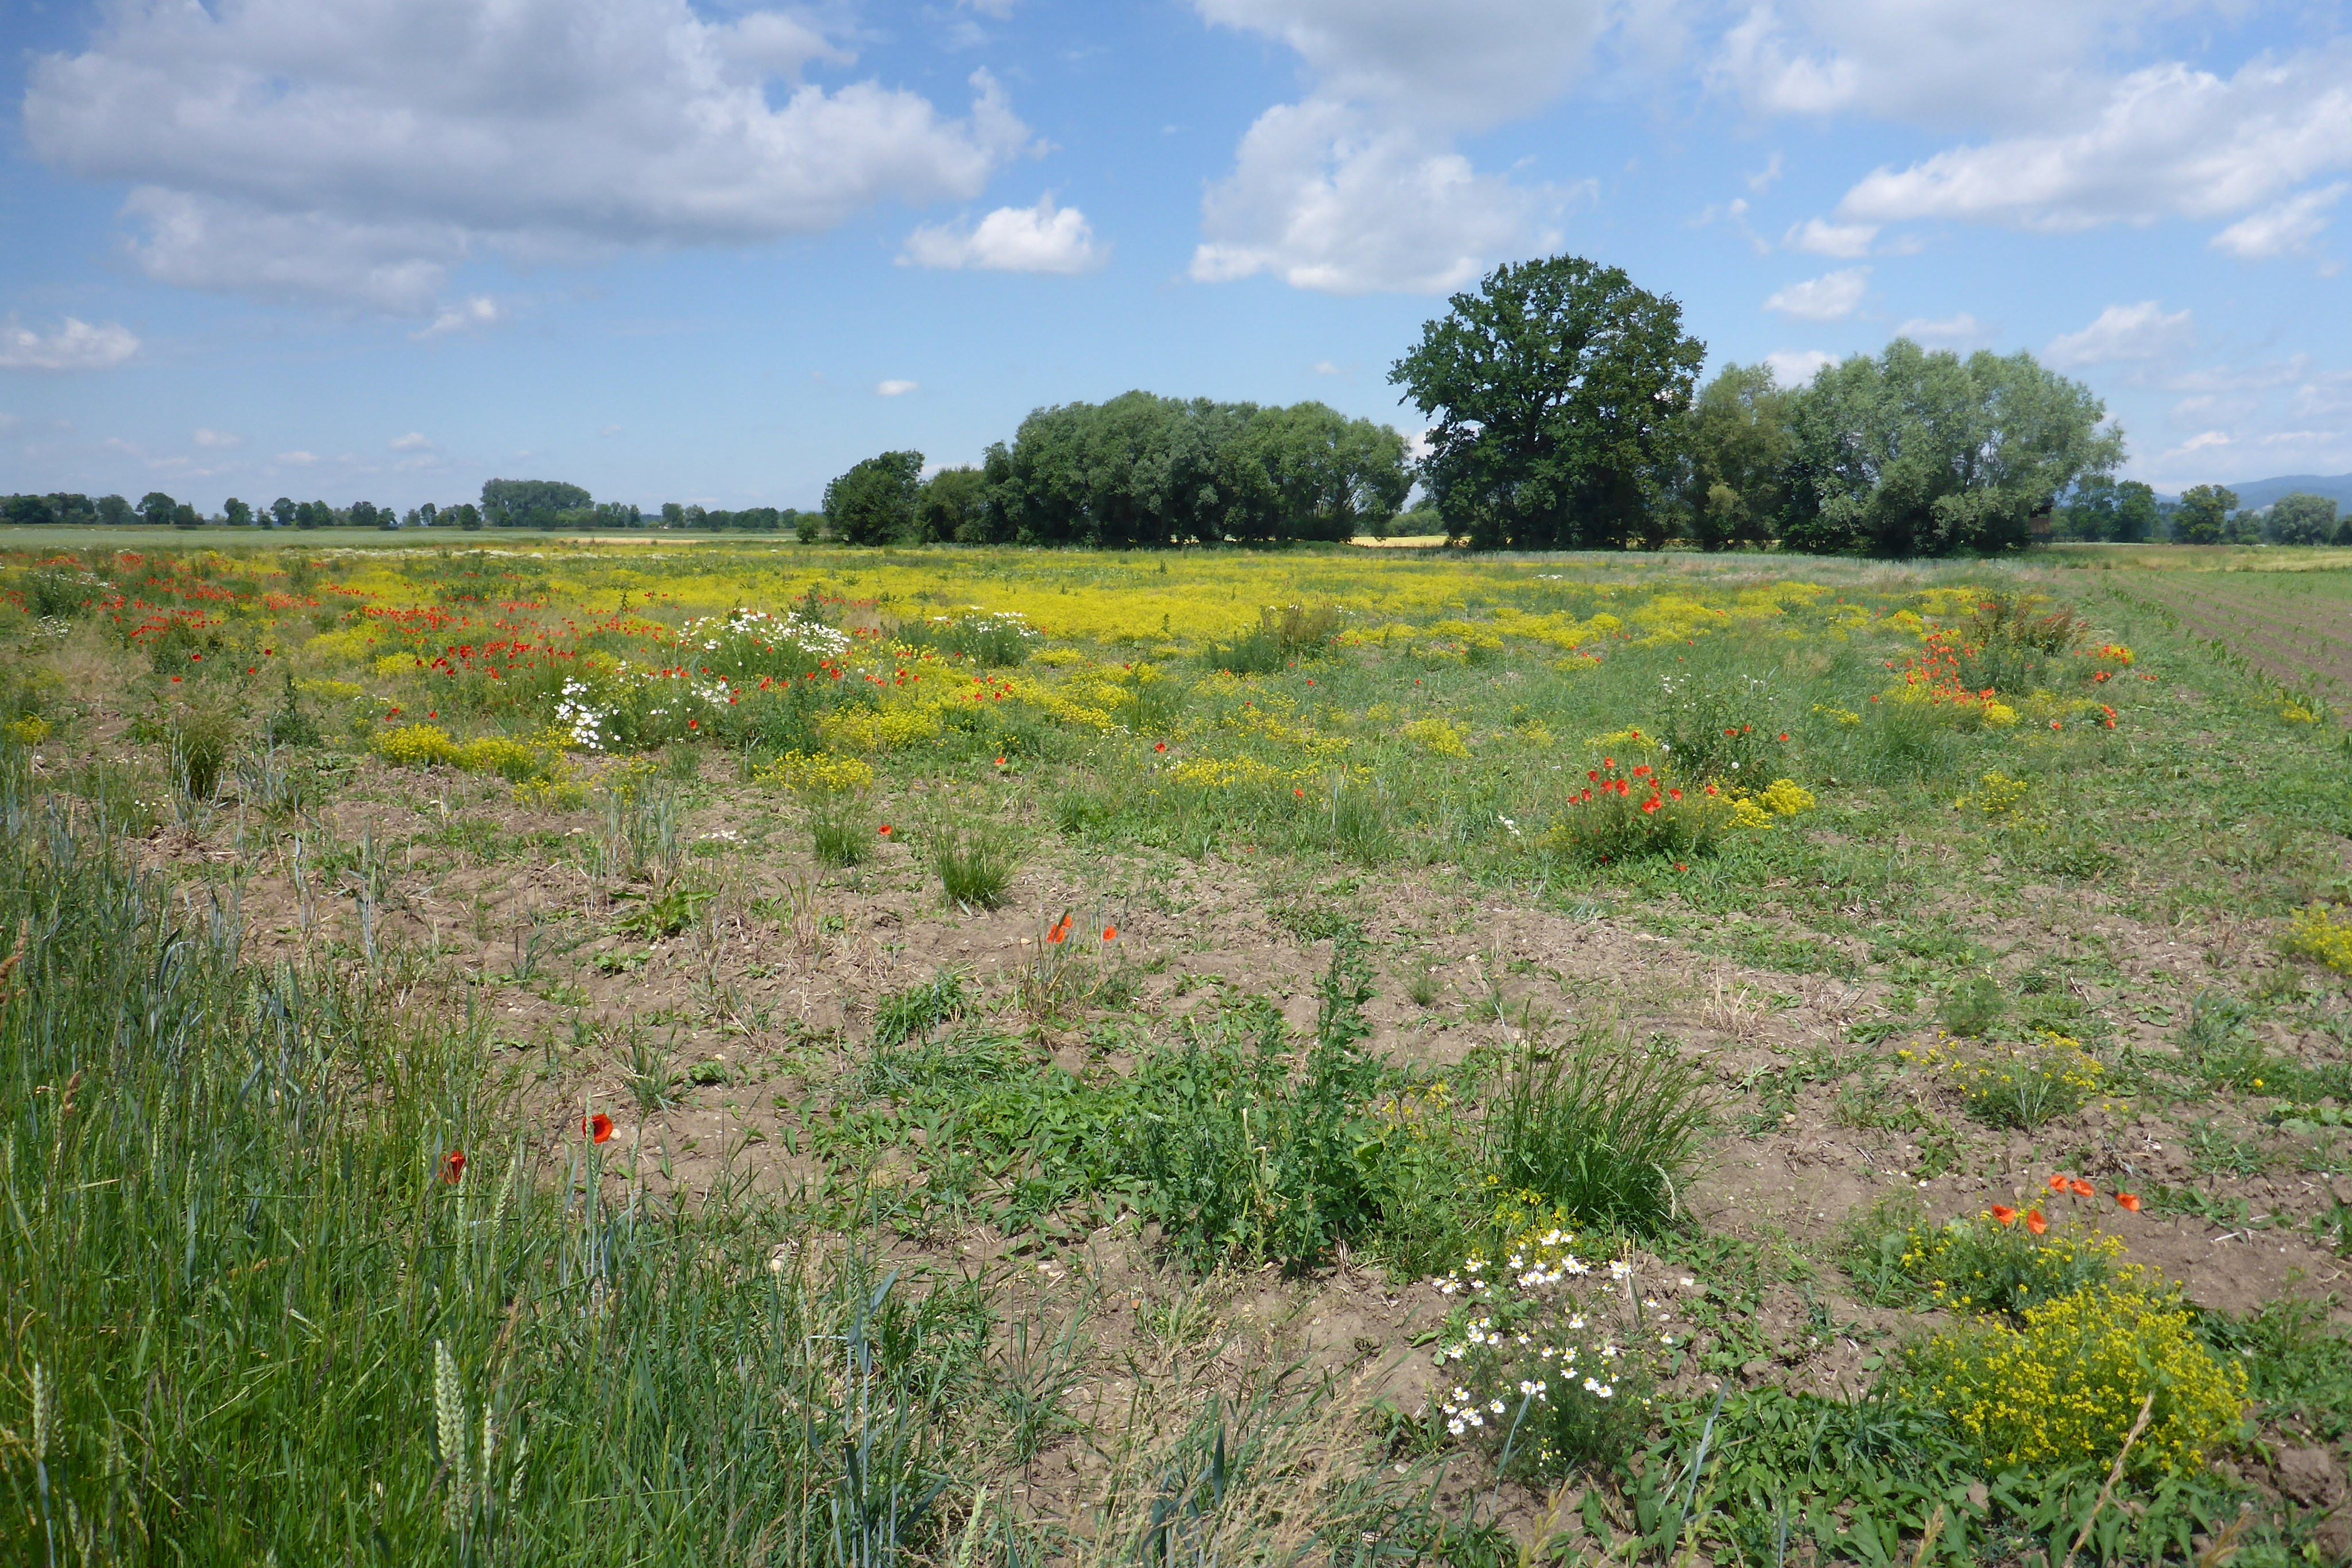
left=1487, top=1026, right=1712, bottom=1236
left=1847, top=1199, right=2122, bottom=1319
left=928, top=818, right=1015, bottom=911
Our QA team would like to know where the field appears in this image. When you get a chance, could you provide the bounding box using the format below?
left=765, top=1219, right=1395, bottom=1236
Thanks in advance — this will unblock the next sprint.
left=5, top=535, right=2352, bottom=1566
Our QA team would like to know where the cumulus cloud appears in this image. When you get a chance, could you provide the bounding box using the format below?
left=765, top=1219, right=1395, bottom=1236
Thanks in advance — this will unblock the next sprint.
left=2211, top=184, right=2347, bottom=261
left=1784, top=217, right=1876, bottom=257
left=1187, top=1, right=1612, bottom=295
left=1838, top=51, right=2352, bottom=233
left=24, top=0, right=1034, bottom=312
left=193, top=427, right=242, bottom=448
left=391, top=432, right=432, bottom=451
left=1763, top=349, right=1835, bottom=385
left=875, top=380, right=918, bottom=396
left=2045, top=301, right=2192, bottom=368
left=0, top=315, right=140, bottom=370
left=1192, top=100, right=1552, bottom=295
left=1894, top=312, right=1984, bottom=343
left=416, top=297, right=503, bottom=338
left=1763, top=267, right=1869, bottom=320
left=1191, top=0, right=1610, bottom=131
left=276, top=451, right=319, bottom=466
left=902, top=195, right=1105, bottom=273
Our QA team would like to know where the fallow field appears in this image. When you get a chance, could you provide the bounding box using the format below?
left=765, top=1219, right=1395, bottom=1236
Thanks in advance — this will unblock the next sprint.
left=4, top=536, right=2351, bottom=1567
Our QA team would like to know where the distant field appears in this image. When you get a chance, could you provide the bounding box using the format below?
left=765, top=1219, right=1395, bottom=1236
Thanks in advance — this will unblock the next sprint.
left=2063, top=552, right=2352, bottom=718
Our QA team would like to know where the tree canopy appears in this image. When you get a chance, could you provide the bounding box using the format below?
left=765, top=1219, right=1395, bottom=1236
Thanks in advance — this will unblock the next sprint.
left=2266, top=491, right=2339, bottom=546
left=1391, top=254, right=1705, bottom=550
left=823, top=451, right=925, bottom=546
left=481, top=479, right=593, bottom=529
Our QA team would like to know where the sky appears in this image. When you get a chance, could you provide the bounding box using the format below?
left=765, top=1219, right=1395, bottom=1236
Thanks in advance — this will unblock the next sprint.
left=3, top=0, right=2350, bottom=514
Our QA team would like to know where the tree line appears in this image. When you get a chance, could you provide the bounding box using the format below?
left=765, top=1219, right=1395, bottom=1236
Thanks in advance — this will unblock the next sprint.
left=9, top=251, right=2350, bottom=553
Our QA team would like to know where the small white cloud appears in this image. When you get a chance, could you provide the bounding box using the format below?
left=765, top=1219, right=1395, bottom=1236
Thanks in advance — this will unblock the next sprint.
left=2211, top=184, right=2347, bottom=261
left=876, top=380, right=919, bottom=397
left=2045, top=301, right=2192, bottom=367
left=390, top=431, right=432, bottom=451
left=0, top=315, right=139, bottom=370
left=1895, top=313, right=1984, bottom=343
left=1747, top=153, right=1784, bottom=194
left=1763, top=349, right=1836, bottom=386
left=276, top=451, right=319, bottom=465
left=600, top=424, right=623, bottom=437
left=415, top=297, right=501, bottom=338
left=902, top=195, right=1105, bottom=274
left=2168, top=430, right=2232, bottom=456
left=193, top=427, right=242, bottom=448
left=1764, top=268, right=1869, bottom=321
left=1785, top=218, right=1877, bottom=258
left=1312, top=360, right=1344, bottom=375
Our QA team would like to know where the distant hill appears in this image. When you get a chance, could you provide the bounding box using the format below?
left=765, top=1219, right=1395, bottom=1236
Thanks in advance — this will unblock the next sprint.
left=2156, top=473, right=2352, bottom=512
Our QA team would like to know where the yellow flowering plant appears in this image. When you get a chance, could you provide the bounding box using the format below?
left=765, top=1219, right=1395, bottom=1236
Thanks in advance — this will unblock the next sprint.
left=2281, top=903, right=2352, bottom=974
left=1901, top=1283, right=2247, bottom=1477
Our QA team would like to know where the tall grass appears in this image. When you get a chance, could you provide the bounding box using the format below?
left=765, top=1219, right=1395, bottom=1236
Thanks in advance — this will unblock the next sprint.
left=1486, top=1025, right=1713, bottom=1236
left=0, top=769, right=1001, bottom=1565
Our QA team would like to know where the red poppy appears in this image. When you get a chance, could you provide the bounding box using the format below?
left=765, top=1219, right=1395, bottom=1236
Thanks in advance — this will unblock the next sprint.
left=1102, top=925, right=1118, bottom=942
left=1047, top=924, right=1068, bottom=946
left=2047, top=1174, right=2069, bottom=1194
left=1990, top=1205, right=2017, bottom=1227
left=1674, top=862, right=1688, bottom=873
left=2025, top=1209, right=2048, bottom=1236
left=442, top=1151, right=467, bottom=1183
left=1294, top=788, right=1305, bottom=799
left=1154, top=741, right=1167, bottom=753
left=585, top=1113, right=614, bottom=1144
left=2068, top=1177, right=2094, bottom=1198
left=688, top=719, right=699, bottom=730
left=879, top=824, right=893, bottom=836
left=994, top=756, right=1007, bottom=766
left=1777, top=733, right=1789, bottom=742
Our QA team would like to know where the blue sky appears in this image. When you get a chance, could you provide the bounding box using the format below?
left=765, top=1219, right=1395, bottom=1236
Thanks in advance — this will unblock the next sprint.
left=4, top=0, right=2349, bottom=513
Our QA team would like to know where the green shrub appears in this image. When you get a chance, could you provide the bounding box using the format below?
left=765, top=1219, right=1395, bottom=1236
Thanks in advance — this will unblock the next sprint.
left=1486, top=1027, right=1711, bottom=1236
left=893, top=610, right=1036, bottom=667
left=1200, top=603, right=1341, bottom=675
left=170, top=702, right=240, bottom=799
left=1938, top=973, right=2005, bottom=1037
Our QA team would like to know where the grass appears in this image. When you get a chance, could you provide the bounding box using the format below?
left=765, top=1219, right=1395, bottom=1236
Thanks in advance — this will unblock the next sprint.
left=6, top=536, right=2352, bottom=1564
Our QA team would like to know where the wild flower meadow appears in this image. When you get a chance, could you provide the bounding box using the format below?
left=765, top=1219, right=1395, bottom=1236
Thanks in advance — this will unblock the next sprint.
left=1, top=536, right=2348, bottom=1565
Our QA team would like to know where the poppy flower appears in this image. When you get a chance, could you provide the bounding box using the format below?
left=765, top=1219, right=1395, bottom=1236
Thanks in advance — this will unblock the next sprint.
left=1102, top=925, right=1118, bottom=942
left=1778, top=733, right=1789, bottom=742
left=1674, top=862, right=1688, bottom=873
left=442, top=1151, right=467, bottom=1183
left=2047, top=1174, right=2069, bottom=1194
left=585, top=1113, right=615, bottom=1143
left=2068, top=1178, right=2094, bottom=1198
left=995, top=756, right=1007, bottom=767
left=879, top=824, right=893, bottom=837
left=1990, top=1205, right=2017, bottom=1227
left=2025, top=1209, right=2047, bottom=1236
left=1294, top=788, right=1305, bottom=799
left=1154, top=741, right=1167, bottom=753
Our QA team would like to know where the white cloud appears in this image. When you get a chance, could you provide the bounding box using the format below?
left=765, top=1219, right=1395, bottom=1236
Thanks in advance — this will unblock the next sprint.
left=1894, top=312, right=1984, bottom=343
left=1312, top=360, right=1343, bottom=375
left=390, top=432, right=432, bottom=451
left=902, top=195, right=1104, bottom=273
left=1746, top=152, right=1784, bottom=193
left=1192, top=100, right=1551, bottom=295
left=193, top=427, right=242, bottom=448
left=276, top=451, right=319, bottom=466
left=2171, top=430, right=2231, bottom=455
left=1763, top=267, right=1868, bottom=320
left=25, top=0, right=1033, bottom=312
left=1190, top=0, right=1610, bottom=132
left=2210, top=184, right=2347, bottom=261
left=1187, top=2, right=1613, bottom=295
left=416, top=297, right=502, bottom=338
left=1784, top=217, right=1876, bottom=257
left=2045, top=301, right=2192, bottom=368
left=0, top=315, right=140, bottom=370
left=1839, top=51, right=2352, bottom=233
left=1711, top=2, right=2184, bottom=130
left=1763, top=349, right=1835, bottom=385
left=876, top=380, right=919, bottom=396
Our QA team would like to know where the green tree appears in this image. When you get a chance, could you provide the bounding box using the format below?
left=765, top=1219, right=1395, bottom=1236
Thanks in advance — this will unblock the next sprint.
left=823, top=451, right=925, bottom=545
left=2266, top=491, right=2338, bottom=545
left=2172, top=485, right=2237, bottom=545
left=481, top=479, right=592, bottom=528
left=448, top=504, right=483, bottom=531
left=917, top=466, right=991, bottom=542
left=1391, top=254, right=1704, bottom=549
left=659, top=502, right=686, bottom=529
left=97, top=494, right=131, bottom=526
left=3, top=495, right=56, bottom=526
left=270, top=497, right=296, bottom=529
left=137, top=491, right=177, bottom=528
left=2060, top=476, right=2161, bottom=543
left=1236, top=401, right=1410, bottom=540
left=1780, top=340, right=2121, bottom=556
left=223, top=498, right=253, bottom=527
left=171, top=502, right=203, bottom=530
left=1679, top=363, right=1793, bottom=549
